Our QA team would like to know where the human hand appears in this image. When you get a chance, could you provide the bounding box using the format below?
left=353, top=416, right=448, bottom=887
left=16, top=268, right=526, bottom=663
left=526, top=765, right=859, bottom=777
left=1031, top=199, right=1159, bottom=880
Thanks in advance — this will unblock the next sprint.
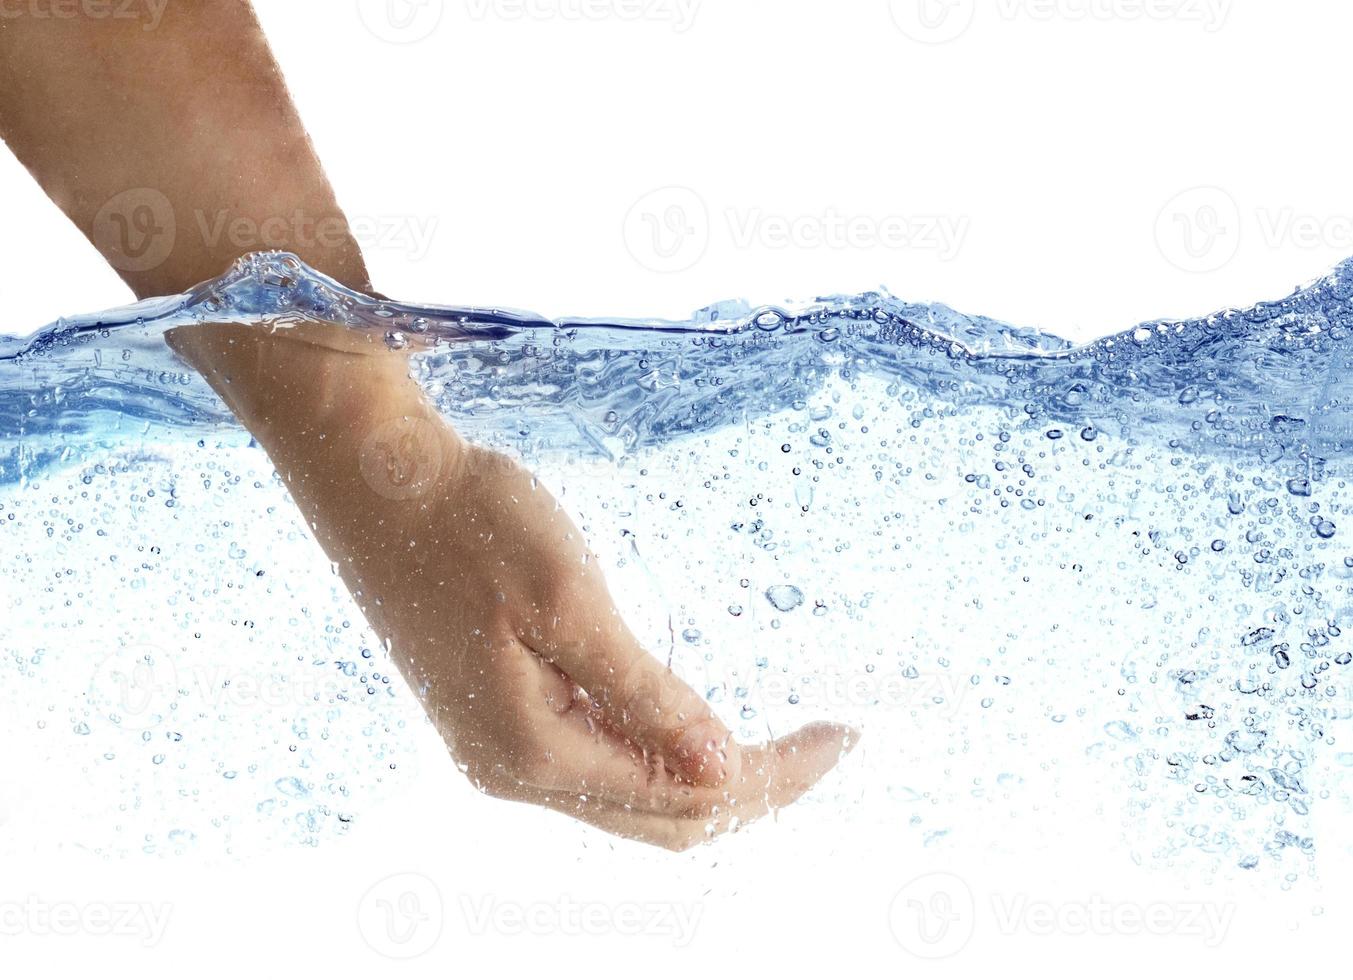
left=167, top=322, right=859, bottom=850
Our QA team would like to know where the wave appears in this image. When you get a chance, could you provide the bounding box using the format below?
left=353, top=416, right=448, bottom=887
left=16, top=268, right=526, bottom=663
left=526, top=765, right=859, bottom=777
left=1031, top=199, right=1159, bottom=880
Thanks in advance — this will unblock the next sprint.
left=4, top=251, right=1353, bottom=871
left=4, top=251, right=1351, bottom=482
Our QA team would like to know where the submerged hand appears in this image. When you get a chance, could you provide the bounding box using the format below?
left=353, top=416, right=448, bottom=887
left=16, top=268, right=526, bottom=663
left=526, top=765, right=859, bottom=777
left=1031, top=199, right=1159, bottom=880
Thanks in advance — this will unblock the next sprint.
left=166, top=322, right=858, bottom=850
left=378, top=439, right=859, bottom=848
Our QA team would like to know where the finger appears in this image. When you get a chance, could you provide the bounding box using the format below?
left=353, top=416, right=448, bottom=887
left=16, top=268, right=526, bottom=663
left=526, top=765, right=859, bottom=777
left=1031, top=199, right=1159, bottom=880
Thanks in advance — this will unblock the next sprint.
left=597, top=718, right=859, bottom=819
left=740, top=721, right=863, bottom=811
left=526, top=670, right=859, bottom=820
left=503, top=721, right=859, bottom=850
left=522, top=610, right=743, bottom=789
left=505, top=649, right=724, bottom=811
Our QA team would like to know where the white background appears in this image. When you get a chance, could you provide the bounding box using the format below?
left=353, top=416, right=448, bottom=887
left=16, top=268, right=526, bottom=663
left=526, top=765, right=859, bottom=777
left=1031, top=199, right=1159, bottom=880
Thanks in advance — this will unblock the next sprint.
left=3, top=1, right=1353, bottom=977
left=4, top=0, right=1353, bottom=342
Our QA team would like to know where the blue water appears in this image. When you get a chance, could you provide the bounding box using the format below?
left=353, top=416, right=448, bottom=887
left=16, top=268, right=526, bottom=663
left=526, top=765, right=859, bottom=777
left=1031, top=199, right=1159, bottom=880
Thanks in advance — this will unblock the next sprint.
left=4, top=251, right=1353, bottom=875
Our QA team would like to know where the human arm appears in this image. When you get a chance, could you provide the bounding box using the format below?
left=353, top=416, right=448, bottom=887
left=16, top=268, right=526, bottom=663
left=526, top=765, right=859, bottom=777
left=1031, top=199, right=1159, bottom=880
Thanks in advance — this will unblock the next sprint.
left=0, top=1, right=858, bottom=849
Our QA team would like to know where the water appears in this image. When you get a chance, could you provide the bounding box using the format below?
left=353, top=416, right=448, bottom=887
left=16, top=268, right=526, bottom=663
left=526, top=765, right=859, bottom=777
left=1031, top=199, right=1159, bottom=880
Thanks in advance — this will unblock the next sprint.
left=3, top=251, right=1353, bottom=879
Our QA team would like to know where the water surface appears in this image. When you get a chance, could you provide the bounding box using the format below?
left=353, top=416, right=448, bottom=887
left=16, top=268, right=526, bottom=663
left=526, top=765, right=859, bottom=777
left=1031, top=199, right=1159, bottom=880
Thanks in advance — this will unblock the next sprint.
left=4, top=252, right=1352, bottom=878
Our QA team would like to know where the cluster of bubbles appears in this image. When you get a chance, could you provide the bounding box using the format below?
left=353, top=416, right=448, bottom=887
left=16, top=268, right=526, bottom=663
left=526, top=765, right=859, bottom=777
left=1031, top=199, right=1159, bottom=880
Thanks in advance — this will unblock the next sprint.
left=3, top=252, right=1353, bottom=876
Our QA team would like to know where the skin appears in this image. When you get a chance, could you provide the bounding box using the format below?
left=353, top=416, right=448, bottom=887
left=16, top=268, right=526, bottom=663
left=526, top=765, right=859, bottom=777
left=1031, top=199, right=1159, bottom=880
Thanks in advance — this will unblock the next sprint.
left=0, top=2, right=858, bottom=850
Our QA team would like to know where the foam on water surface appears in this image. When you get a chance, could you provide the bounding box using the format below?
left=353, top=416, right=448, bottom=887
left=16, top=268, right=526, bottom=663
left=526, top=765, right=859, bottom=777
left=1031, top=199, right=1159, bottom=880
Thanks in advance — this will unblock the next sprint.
left=3, top=252, right=1353, bottom=878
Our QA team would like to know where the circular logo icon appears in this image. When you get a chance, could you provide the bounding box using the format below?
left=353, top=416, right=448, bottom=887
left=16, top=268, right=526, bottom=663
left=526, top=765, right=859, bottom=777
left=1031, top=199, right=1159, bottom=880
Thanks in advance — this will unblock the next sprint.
left=357, top=872, right=444, bottom=959
left=1155, top=186, right=1242, bottom=274
left=356, top=0, right=444, bottom=44
left=1128, top=662, right=1217, bottom=734
left=625, top=663, right=680, bottom=730
left=889, top=0, right=976, bottom=44
left=888, top=872, right=976, bottom=959
left=613, top=647, right=706, bottom=735
left=91, top=188, right=176, bottom=274
left=359, top=416, right=446, bottom=501
left=88, top=642, right=179, bottom=731
left=623, top=186, right=710, bottom=274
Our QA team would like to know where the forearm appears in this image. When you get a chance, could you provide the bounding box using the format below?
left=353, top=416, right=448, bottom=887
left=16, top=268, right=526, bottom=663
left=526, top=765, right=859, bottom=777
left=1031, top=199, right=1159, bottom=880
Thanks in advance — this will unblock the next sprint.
left=0, top=1, right=452, bottom=581
left=0, top=0, right=466, bottom=628
left=0, top=0, right=414, bottom=515
left=165, top=323, right=462, bottom=538
left=0, top=0, right=369, bottom=298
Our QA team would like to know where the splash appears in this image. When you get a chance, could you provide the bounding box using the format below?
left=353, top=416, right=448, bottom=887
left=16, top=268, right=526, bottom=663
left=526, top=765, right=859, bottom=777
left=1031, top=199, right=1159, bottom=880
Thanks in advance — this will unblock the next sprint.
left=3, top=251, right=1352, bottom=874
